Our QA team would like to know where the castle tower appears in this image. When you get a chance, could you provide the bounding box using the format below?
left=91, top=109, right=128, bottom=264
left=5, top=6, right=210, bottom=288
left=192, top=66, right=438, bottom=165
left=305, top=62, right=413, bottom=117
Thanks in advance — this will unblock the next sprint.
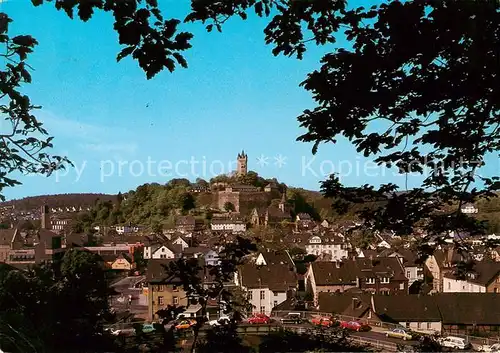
left=237, top=150, right=248, bottom=176
left=40, top=205, right=51, bottom=230
left=279, top=187, right=287, bottom=213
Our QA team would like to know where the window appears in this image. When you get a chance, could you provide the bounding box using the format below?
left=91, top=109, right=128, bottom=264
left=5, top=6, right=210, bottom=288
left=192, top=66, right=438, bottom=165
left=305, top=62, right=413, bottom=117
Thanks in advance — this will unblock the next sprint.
left=273, top=301, right=278, bottom=307
left=366, top=278, right=376, bottom=284
left=380, top=290, right=390, bottom=295
left=274, top=291, right=278, bottom=297
left=427, top=322, right=432, bottom=329
left=260, top=290, right=265, bottom=300
left=173, top=296, right=179, bottom=305
left=248, top=291, right=252, bottom=300
left=158, top=296, right=164, bottom=305
left=158, top=285, right=164, bottom=291
left=406, top=270, right=411, bottom=278
left=448, top=282, right=451, bottom=290
left=417, top=322, right=421, bottom=329
left=381, top=277, right=390, bottom=284
left=260, top=306, right=265, bottom=313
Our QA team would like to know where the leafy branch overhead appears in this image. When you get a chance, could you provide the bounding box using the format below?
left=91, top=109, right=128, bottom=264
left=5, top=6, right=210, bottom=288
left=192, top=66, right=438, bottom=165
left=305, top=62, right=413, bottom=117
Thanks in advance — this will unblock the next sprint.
left=308, top=1, right=500, bottom=248
left=31, top=0, right=193, bottom=79
left=0, top=13, right=70, bottom=201
left=1, top=0, right=497, bottom=249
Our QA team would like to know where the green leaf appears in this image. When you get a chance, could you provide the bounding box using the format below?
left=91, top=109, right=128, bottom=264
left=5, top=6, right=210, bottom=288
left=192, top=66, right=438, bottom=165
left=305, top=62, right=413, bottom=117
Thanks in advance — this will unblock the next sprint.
left=116, top=46, right=135, bottom=62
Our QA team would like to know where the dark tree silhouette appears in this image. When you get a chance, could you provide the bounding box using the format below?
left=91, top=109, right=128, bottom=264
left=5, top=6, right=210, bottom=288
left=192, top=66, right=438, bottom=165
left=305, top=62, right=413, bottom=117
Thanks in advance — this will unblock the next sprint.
left=163, top=236, right=256, bottom=353
left=0, top=250, right=113, bottom=352
left=223, top=201, right=236, bottom=212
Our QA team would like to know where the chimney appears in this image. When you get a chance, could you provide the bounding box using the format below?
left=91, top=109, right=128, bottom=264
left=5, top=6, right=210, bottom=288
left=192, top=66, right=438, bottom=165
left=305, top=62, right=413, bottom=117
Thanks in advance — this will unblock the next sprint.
left=40, top=205, right=51, bottom=230
left=352, top=297, right=359, bottom=311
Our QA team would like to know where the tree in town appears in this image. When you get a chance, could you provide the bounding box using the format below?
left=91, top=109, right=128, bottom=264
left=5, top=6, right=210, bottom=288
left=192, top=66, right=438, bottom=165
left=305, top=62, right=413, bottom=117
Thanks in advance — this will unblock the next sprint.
left=223, top=201, right=236, bottom=212
left=304, top=1, right=500, bottom=255
left=258, top=329, right=364, bottom=352
left=195, top=177, right=209, bottom=188
left=0, top=249, right=114, bottom=352
left=197, top=322, right=252, bottom=353
left=163, top=236, right=257, bottom=353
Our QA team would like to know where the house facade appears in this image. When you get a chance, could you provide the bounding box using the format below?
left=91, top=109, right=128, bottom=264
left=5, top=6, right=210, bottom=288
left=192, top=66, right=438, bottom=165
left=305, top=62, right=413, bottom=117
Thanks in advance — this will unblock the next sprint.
left=175, top=216, right=204, bottom=233
left=146, top=259, right=189, bottom=321
left=372, top=295, right=442, bottom=334
left=171, top=236, right=189, bottom=251
left=305, top=235, right=348, bottom=261
left=425, top=248, right=463, bottom=293
left=103, top=253, right=135, bottom=270
left=442, top=262, right=500, bottom=293
left=143, top=244, right=176, bottom=260
left=238, top=263, right=297, bottom=315
left=210, top=219, right=247, bottom=233
left=461, top=203, right=478, bottom=214
left=387, top=250, right=424, bottom=287
left=305, top=258, right=408, bottom=305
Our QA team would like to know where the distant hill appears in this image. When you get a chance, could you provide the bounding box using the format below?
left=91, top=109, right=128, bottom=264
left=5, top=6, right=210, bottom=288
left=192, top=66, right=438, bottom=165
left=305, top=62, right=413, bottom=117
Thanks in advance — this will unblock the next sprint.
left=1, top=193, right=117, bottom=211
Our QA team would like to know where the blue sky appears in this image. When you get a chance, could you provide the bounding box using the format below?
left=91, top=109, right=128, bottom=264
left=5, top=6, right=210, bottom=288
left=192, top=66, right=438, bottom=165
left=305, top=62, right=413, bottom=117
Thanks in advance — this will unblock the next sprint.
left=2, top=0, right=498, bottom=200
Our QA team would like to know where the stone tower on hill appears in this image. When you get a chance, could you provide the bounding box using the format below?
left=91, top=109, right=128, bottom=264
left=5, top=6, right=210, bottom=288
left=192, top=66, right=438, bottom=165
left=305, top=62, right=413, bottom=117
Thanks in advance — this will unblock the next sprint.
left=237, top=150, right=248, bottom=176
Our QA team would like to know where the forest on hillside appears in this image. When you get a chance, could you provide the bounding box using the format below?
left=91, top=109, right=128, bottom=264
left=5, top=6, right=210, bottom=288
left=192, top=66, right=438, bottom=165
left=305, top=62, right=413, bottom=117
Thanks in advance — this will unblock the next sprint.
left=4, top=174, right=500, bottom=234
left=0, top=193, right=117, bottom=210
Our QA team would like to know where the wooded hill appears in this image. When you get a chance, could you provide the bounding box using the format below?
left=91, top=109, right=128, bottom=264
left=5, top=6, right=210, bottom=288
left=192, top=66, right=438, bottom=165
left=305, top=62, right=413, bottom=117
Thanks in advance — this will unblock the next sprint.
left=0, top=193, right=117, bottom=210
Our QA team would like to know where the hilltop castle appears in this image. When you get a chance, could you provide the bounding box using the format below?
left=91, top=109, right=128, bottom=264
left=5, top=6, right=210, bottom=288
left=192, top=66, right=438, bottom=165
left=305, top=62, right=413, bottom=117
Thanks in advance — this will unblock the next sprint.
left=237, top=150, right=248, bottom=176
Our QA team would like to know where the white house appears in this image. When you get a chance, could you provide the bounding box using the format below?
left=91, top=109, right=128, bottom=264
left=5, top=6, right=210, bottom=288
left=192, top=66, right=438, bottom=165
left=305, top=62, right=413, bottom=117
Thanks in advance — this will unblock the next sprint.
left=443, top=274, right=487, bottom=293
left=442, top=262, right=500, bottom=293
left=461, top=203, right=478, bottom=214
left=377, top=240, right=391, bottom=249
left=238, top=264, right=297, bottom=315
left=203, top=249, right=220, bottom=266
left=254, top=250, right=294, bottom=268
left=115, top=225, right=140, bottom=235
left=171, top=236, right=189, bottom=250
left=210, top=219, right=247, bottom=233
left=305, top=235, right=348, bottom=261
left=143, top=244, right=176, bottom=260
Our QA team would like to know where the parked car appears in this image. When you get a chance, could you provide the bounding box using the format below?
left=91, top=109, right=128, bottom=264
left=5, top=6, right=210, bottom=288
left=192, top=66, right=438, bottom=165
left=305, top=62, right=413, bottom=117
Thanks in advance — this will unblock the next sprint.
left=339, top=320, right=370, bottom=332
left=247, top=314, right=271, bottom=324
left=385, top=328, right=413, bottom=340
left=141, top=324, right=156, bottom=333
left=280, top=313, right=303, bottom=325
left=479, top=343, right=500, bottom=352
left=175, top=319, right=196, bottom=330
left=438, top=336, right=471, bottom=350
left=208, top=316, right=230, bottom=326
left=311, top=316, right=336, bottom=327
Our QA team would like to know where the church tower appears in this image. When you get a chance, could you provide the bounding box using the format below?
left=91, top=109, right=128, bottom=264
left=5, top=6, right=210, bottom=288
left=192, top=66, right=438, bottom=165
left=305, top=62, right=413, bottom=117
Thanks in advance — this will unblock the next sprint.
left=237, top=150, right=248, bottom=176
